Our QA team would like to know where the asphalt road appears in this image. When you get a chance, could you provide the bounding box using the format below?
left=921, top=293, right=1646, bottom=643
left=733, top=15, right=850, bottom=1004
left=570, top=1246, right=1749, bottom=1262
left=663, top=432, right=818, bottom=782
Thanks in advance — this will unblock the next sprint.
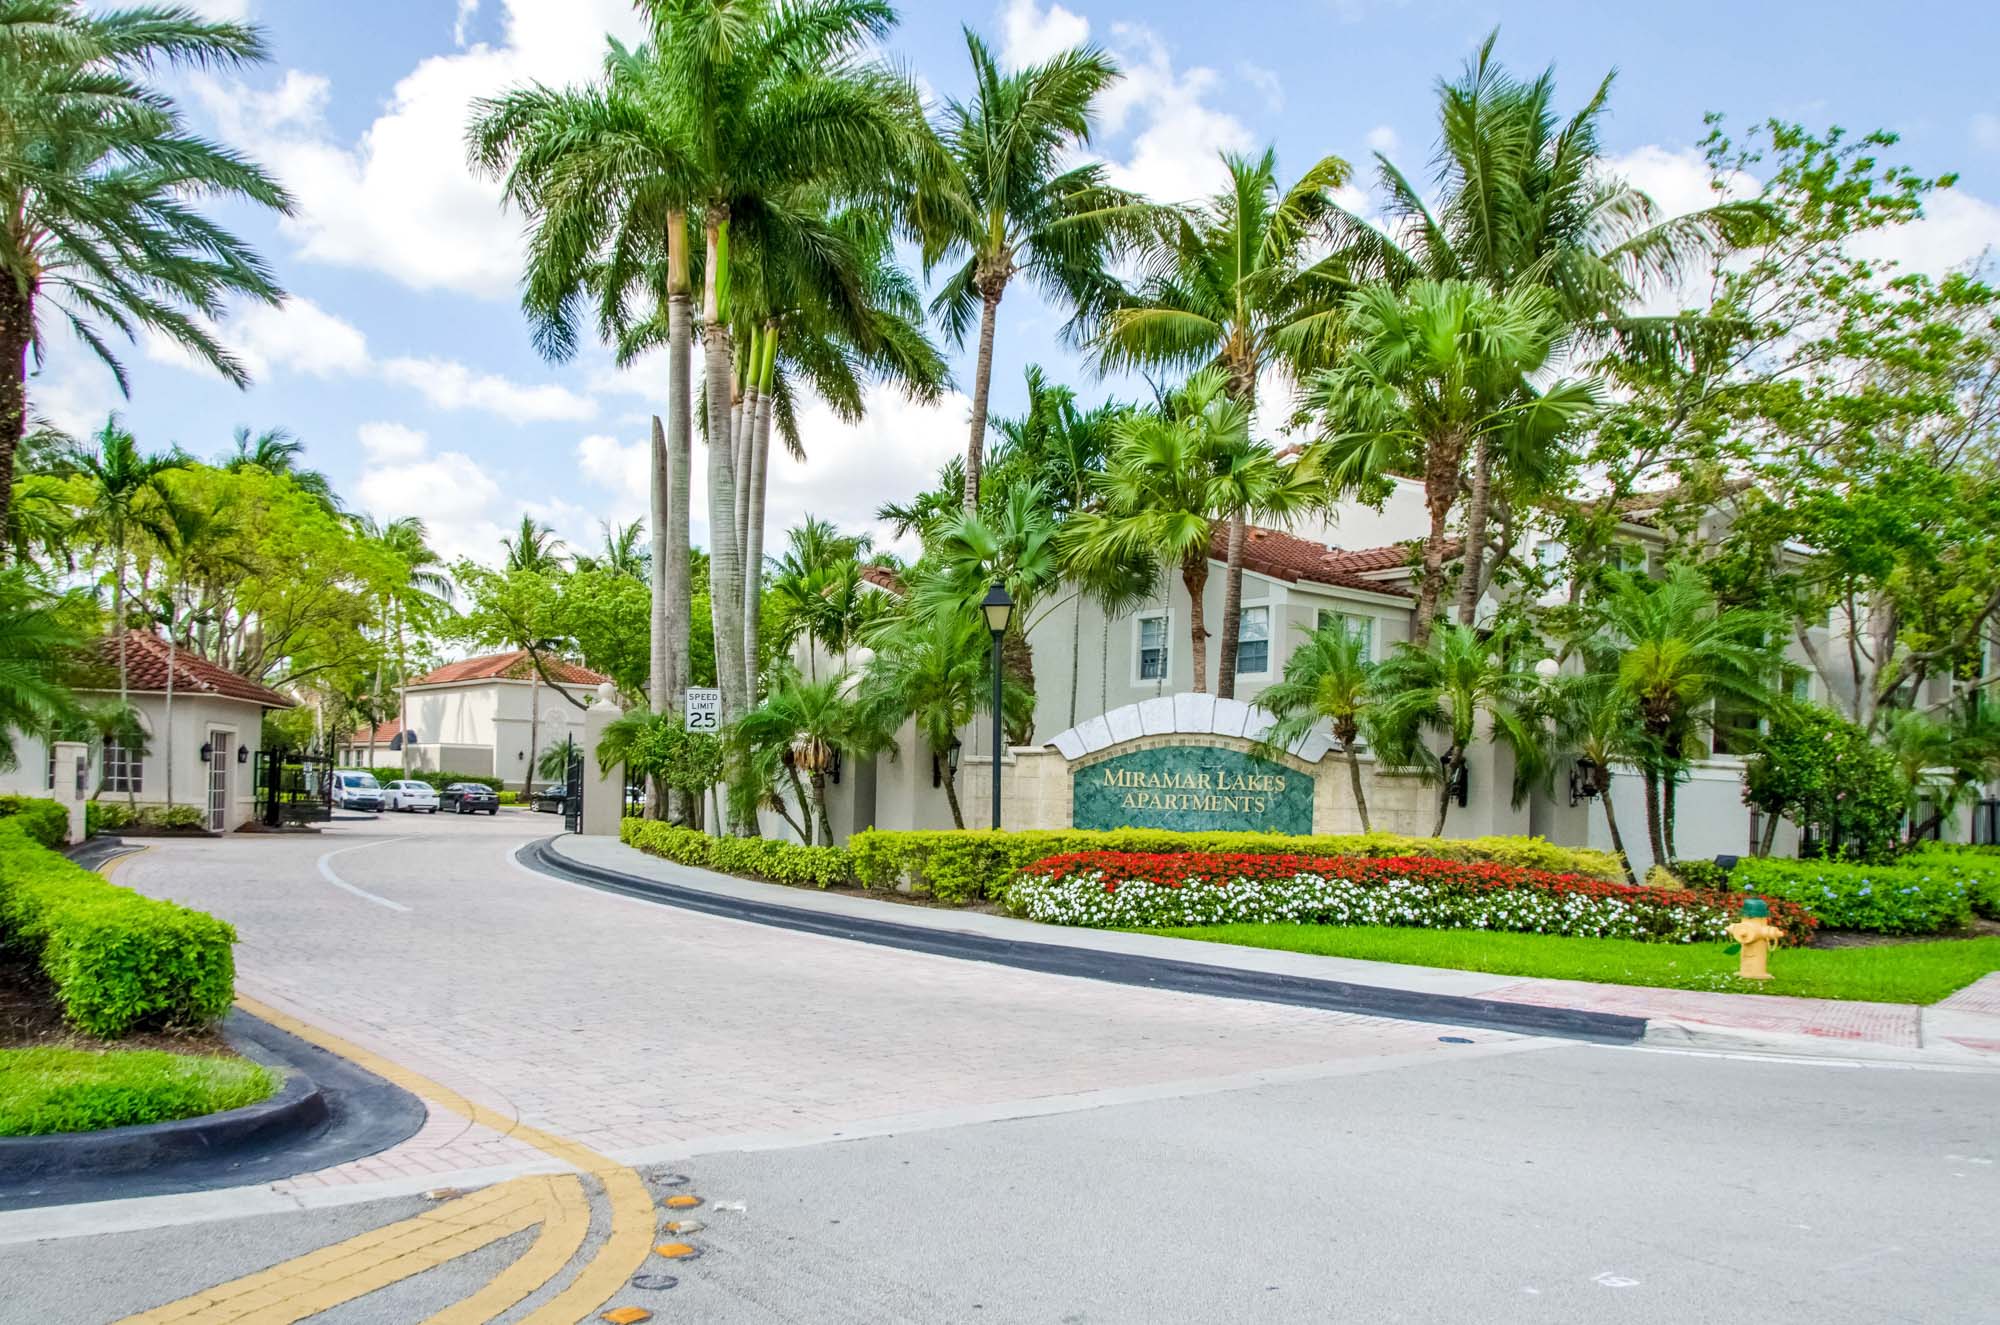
left=3, top=811, right=1994, bottom=1323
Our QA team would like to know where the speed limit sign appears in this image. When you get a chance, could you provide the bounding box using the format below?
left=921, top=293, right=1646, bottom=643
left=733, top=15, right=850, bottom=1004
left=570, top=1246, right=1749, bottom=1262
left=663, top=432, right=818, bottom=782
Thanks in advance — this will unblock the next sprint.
left=684, top=687, right=721, bottom=732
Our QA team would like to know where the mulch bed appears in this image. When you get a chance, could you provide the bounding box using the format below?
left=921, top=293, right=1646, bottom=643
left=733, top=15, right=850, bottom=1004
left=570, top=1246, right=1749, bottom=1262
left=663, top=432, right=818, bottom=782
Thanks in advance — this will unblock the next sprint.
left=0, top=954, right=232, bottom=1056
left=1809, top=916, right=2000, bottom=949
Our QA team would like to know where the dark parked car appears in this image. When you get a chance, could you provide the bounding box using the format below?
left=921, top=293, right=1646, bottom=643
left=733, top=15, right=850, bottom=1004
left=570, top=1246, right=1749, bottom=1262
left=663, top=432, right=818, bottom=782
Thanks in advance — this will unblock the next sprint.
left=531, top=784, right=568, bottom=814
left=441, top=782, right=500, bottom=815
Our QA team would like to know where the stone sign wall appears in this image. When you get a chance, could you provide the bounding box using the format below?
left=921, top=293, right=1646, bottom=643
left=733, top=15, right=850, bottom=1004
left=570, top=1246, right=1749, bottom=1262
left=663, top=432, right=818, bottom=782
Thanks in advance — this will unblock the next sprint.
left=1072, top=744, right=1313, bottom=834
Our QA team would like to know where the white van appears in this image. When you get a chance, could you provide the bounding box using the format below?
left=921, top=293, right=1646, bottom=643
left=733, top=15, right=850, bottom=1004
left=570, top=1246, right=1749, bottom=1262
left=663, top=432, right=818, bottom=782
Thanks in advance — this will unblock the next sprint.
left=331, top=770, right=383, bottom=812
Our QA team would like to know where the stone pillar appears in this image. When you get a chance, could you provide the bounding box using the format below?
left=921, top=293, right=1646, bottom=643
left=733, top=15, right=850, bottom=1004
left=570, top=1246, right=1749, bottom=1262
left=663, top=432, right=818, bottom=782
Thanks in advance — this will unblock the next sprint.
left=54, top=740, right=89, bottom=845
left=581, top=684, right=624, bottom=837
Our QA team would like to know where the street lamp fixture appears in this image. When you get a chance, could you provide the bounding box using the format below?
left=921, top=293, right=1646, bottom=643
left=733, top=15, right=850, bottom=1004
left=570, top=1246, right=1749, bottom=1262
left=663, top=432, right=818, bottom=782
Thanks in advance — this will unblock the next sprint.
left=981, top=581, right=1014, bottom=830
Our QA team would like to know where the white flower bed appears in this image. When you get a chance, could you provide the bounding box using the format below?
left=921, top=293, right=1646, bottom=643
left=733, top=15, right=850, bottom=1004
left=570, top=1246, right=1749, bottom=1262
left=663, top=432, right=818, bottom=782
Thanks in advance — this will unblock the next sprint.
left=1005, top=868, right=1736, bottom=944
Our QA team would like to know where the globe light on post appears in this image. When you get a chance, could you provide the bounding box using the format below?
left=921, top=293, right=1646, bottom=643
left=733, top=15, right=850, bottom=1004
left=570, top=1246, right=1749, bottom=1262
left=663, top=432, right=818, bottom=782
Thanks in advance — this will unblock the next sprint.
left=1534, top=657, right=1561, bottom=682
left=980, top=581, right=1014, bottom=831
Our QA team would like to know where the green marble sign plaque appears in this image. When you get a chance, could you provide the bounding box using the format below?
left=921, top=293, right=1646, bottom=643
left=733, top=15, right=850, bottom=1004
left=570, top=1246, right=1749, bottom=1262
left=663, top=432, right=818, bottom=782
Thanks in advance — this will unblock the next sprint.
left=1072, top=744, right=1313, bottom=835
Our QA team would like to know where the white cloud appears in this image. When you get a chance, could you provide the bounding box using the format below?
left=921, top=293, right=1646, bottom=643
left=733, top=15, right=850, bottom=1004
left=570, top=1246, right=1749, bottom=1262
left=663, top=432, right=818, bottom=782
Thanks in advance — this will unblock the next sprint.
left=1238, top=62, right=1284, bottom=114
left=570, top=386, right=969, bottom=559
left=140, top=293, right=369, bottom=382
left=1365, top=124, right=1399, bottom=156
left=1974, top=113, right=2000, bottom=153
left=1852, top=186, right=2000, bottom=276
left=357, top=451, right=508, bottom=563
left=193, top=1, right=647, bottom=299
left=996, top=0, right=1090, bottom=70
left=186, top=0, right=252, bottom=17
left=381, top=357, right=597, bottom=422
left=454, top=0, right=482, bottom=46
left=1099, top=24, right=1254, bottom=203
left=358, top=422, right=430, bottom=463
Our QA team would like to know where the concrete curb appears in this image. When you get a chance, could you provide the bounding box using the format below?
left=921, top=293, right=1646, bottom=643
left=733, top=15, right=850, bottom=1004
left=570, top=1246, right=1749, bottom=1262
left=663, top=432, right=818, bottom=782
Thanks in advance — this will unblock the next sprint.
left=0, top=1069, right=326, bottom=1188
left=521, top=837, right=1650, bottom=1046
left=0, top=1009, right=429, bottom=1211
left=1639, top=1018, right=2000, bottom=1070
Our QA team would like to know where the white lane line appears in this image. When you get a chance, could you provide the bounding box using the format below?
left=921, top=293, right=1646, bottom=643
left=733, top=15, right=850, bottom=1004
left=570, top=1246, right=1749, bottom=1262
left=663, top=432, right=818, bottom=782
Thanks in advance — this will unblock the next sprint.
left=316, top=837, right=415, bottom=912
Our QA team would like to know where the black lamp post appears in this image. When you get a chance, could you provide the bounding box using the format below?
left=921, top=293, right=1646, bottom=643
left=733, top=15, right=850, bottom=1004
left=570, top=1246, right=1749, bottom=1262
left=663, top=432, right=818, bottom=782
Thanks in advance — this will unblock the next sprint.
left=980, top=581, right=1014, bottom=830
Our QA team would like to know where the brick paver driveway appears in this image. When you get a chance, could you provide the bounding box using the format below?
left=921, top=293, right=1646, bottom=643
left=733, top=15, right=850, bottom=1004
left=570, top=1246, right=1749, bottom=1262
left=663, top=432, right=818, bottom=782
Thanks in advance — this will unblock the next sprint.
left=114, top=812, right=1518, bottom=1189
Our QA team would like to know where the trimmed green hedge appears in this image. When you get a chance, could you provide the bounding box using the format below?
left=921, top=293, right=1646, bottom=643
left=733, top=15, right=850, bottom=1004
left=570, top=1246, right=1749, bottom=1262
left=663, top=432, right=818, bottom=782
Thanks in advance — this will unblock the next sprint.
left=84, top=802, right=205, bottom=836
left=621, top=819, right=852, bottom=888
left=1733, top=856, right=1972, bottom=935
left=402, top=771, right=505, bottom=793
left=0, top=796, right=67, bottom=849
left=1901, top=845, right=2000, bottom=921
left=848, top=828, right=1627, bottom=905
left=0, top=820, right=237, bottom=1037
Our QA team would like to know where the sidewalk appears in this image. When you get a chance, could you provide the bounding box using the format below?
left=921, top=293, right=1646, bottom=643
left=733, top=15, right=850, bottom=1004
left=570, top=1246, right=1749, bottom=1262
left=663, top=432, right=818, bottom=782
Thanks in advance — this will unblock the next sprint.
left=544, top=833, right=2000, bottom=1068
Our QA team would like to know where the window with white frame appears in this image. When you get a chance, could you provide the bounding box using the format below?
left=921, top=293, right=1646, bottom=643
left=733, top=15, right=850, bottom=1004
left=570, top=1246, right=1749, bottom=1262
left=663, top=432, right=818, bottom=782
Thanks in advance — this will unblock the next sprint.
left=1137, top=613, right=1170, bottom=681
left=101, top=737, right=143, bottom=794
left=1316, top=609, right=1375, bottom=661
left=1236, top=606, right=1270, bottom=675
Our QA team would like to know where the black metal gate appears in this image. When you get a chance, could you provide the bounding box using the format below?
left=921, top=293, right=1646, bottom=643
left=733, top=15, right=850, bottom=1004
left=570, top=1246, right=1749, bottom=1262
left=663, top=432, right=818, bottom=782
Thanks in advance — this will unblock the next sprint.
left=562, top=739, right=584, bottom=833
left=256, top=748, right=333, bottom=827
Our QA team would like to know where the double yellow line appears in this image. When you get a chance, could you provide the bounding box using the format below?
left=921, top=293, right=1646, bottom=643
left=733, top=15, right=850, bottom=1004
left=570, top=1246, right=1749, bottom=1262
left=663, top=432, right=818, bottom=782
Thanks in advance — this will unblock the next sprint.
left=121, top=998, right=659, bottom=1324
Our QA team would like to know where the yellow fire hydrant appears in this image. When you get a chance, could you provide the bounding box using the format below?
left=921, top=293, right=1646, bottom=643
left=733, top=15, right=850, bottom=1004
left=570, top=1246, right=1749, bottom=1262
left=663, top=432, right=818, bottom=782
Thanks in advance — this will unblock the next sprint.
left=1726, top=897, right=1784, bottom=981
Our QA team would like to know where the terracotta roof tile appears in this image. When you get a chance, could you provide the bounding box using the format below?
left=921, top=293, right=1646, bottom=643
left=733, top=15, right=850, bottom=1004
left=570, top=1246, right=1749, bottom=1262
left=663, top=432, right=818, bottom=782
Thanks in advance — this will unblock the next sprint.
left=411, top=650, right=609, bottom=688
left=859, top=565, right=905, bottom=594
left=87, top=632, right=294, bottom=707
left=346, top=719, right=403, bottom=744
left=1209, top=527, right=1420, bottom=597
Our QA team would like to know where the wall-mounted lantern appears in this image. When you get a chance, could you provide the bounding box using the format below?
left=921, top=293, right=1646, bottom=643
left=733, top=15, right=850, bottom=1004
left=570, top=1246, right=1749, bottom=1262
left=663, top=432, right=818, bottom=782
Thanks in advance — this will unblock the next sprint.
left=199, top=741, right=214, bottom=764
left=237, top=744, right=250, bottom=765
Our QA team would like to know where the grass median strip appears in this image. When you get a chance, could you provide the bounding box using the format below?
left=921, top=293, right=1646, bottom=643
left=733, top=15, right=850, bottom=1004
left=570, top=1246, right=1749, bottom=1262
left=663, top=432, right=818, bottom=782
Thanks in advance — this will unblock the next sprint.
left=1141, top=925, right=2000, bottom=1005
left=0, top=1046, right=277, bottom=1136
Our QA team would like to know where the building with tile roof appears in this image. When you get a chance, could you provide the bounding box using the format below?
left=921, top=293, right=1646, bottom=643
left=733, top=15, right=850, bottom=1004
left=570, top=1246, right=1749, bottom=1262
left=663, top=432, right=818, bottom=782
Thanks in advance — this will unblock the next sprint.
left=365, top=650, right=612, bottom=788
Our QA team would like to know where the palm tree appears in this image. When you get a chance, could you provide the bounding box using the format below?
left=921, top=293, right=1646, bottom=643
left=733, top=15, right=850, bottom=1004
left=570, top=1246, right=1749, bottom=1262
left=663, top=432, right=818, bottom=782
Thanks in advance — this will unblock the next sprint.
left=501, top=514, right=567, bottom=574
left=1322, top=33, right=1765, bottom=610
left=1256, top=619, right=1376, bottom=831
left=859, top=609, right=1029, bottom=829
left=574, top=520, right=650, bottom=580
left=910, top=480, right=1059, bottom=740
left=0, top=0, right=292, bottom=555
left=1062, top=370, right=1314, bottom=693
left=1307, top=279, right=1599, bottom=639
left=1094, top=147, right=1352, bottom=696
left=223, top=426, right=338, bottom=512
left=766, top=517, right=889, bottom=677
left=63, top=416, right=185, bottom=717
left=0, top=568, right=81, bottom=771
left=1582, top=565, right=1780, bottom=864
left=1368, top=622, right=1548, bottom=837
left=148, top=485, right=246, bottom=811
left=355, top=514, right=451, bottom=772
left=981, top=368, right=1129, bottom=726
left=914, top=28, right=1128, bottom=511
left=1550, top=672, right=1645, bottom=884
left=734, top=667, right=876, bottom=845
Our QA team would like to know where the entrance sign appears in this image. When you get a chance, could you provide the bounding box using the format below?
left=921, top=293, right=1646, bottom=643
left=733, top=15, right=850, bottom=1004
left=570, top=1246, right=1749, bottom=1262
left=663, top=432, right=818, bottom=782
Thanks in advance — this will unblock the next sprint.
left=1073, top=743, right=1312, bottom=835
left=684, top=687, right=722, bottom=733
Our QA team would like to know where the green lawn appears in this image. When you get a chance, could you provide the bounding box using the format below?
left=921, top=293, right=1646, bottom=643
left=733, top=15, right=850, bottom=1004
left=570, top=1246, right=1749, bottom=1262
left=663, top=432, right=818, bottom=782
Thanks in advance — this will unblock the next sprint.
left=0, top=1047, right=279, bottom=1137
left=1142, top=925, right=2000, bottom=1005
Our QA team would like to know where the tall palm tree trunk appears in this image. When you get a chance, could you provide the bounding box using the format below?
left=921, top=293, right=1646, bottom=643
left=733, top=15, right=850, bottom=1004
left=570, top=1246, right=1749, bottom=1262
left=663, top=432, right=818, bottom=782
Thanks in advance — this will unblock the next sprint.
left=742, top=365, right=774, bottom=704
left=1640, top=768, right=1665, bottom=870
left=115, top=543, right=135, bottom=808
left=1600, top=791, right=1637, bottom=885
left=1217, top=513, right=1247, bottom=698
left=0, top=280, right=29, bottom=562
left=1662, top=773, right=1679, bottom=865
left=523, top=667, right=541, bottom=799
left=939, top=759, right=966, bottom=829
left=1456, top=436, right=1494, bottom=626
left=665, top=215, right=695, bottom=819
left=648, top=413, right=671, bottom=715
left=1067, top=591, right=1082, bottom=728
left=703, top=215, right=747, bottom=728
left=1182, top=554, right=1211, bottom=694
left=1431, top=752, right=1456, bottom=837
left=1345, top=745, right=1371, bottom=832
left=164, top=624, right=176, bottom=813
left=395, top=599, right=411, bottom=776
left=1415, top=436, right=1466, bottom=643
left=961, top=282, right=1004, bottom=510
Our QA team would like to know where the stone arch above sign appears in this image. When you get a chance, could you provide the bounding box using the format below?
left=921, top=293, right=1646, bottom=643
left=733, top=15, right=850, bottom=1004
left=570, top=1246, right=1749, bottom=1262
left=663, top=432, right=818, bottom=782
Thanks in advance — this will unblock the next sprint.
left=1049, top=698, right=1331, bottom=835
left=1048, top=695, right=1334, bottom=766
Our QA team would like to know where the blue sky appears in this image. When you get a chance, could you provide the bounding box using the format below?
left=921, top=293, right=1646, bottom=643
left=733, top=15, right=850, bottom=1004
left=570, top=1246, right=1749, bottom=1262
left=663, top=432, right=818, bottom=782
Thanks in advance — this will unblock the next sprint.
left=42, top=0, right=2000, bottom=565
